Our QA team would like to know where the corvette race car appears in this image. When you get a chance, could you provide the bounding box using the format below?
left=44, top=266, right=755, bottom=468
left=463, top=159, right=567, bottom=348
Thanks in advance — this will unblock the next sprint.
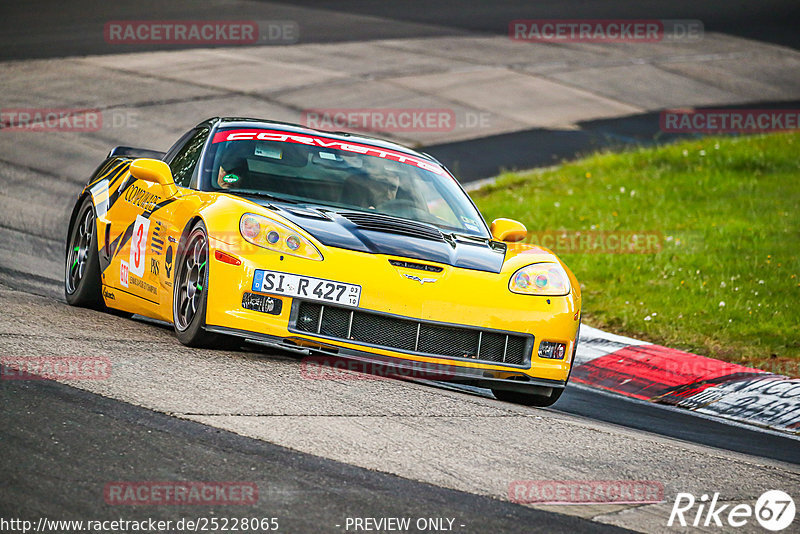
left=65, top=117, right=581, bottom=406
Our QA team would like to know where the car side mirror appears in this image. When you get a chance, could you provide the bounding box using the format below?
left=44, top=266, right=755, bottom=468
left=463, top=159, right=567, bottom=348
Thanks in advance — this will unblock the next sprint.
left=490, top=218, right=527, bottom=242
left=130, top=158, right=177, bottom=196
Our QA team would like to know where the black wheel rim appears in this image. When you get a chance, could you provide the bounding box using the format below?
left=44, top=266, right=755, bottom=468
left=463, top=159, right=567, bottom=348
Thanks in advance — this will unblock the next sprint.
left=66, top=206, right=94, bottom=294
left=175, top=231, right=208, bottom=331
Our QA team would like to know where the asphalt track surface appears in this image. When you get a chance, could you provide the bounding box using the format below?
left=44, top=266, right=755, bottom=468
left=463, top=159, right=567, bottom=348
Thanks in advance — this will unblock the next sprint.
left=1, top=0, right=799, bottom=60
left=0, top=379, right=630, bottom=533
left=0, top=284, right=798, bottom=533
left=443, top=382, right=800, bottom=466
left=3, top=1, right=799, bottom=180
left=2, top=2, right=800, bottom=532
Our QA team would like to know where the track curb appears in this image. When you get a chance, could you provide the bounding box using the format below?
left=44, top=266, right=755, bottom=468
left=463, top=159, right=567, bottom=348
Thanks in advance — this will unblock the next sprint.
left=574, top=325, right=800, bottom=435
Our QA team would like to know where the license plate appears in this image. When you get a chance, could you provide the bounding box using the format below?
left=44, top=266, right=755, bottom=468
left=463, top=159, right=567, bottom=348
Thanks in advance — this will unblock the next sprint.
left=252, top=270, right=361, bottom=307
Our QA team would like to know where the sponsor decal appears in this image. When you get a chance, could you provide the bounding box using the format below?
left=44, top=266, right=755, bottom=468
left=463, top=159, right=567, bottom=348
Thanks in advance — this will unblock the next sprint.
left=102, top=288, right=116, bottom=300
left=124, top=184, right=162, bottom=212
left=222, top=173, right=241, bottom=184
left=99, top=198, right=177, bottom=275
left=150, top=258, right=160, bottom=276
left=129, top=275, right=158, bottom=295
left=104, top=481, right=258, bottom=505
left=120, top=260, right=129, bottom=288
left=211, top=129, right=447, bottom=177
left=1, top=356, right=111, bottom=380
left=150, top=221, right=164, bottom=255
left=460, top=215, right=481, bottom=232
left=129, top=215, right=150, bottom=278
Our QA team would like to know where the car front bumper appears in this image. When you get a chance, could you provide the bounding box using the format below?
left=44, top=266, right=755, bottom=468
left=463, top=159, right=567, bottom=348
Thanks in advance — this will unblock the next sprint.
left=204, top=240, right=581, bottom=386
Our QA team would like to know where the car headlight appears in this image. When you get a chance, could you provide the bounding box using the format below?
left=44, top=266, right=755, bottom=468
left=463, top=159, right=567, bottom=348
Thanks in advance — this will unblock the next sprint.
left=239, top=213, right=323, bottom=261
left=509, top=263, right=570, bottom=296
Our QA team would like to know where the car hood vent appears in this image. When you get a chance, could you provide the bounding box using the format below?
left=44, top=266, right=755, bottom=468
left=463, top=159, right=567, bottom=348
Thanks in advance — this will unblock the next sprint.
left=338, top=212, right=444, bottom=242
left=388, top=259, right=444, bottom=272
left=283, top=207, right=331, bottom=220
left=264, top=203, right=506, bottom=274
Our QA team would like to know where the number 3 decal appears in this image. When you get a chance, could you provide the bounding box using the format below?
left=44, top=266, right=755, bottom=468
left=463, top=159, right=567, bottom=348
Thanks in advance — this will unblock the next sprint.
left=129, top=215, right=150, bottom=277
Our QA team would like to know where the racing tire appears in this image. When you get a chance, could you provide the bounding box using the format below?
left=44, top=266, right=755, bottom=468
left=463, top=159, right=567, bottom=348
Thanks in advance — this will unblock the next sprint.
left=492, top=387, right=564, bottom=407
left=173, top=221, right=223, bottom=347
left=492, top=322, right=580, bottom=407
left=65, top=197, right=104, bottom=308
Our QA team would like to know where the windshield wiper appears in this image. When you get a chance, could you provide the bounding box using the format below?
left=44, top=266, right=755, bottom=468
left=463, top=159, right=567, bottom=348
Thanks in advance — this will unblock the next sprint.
left=450, top=232, right=488, bottom=242
left=232, top=191, right=299, bottom=204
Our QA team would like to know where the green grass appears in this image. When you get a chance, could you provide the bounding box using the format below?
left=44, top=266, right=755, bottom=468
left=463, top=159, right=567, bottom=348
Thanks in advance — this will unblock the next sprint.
left=470, top=132, right=800, bottom=375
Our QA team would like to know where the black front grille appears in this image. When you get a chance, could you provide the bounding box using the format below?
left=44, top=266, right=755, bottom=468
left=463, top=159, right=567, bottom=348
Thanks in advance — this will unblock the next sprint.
left=293, top=301, right=531, bottom=366
left=339, top=212, right=444, bottom=242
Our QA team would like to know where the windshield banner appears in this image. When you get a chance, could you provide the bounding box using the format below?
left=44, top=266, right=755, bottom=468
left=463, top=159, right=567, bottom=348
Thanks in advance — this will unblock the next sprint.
left=211, top=129, right=447, bottom=176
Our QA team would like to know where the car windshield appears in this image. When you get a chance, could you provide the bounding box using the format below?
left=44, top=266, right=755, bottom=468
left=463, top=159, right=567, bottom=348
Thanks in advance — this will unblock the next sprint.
left=202, top=128, right=489, bottom=237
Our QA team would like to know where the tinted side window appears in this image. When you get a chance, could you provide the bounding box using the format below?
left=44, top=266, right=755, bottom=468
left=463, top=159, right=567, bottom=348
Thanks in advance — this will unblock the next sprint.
left=163, top=129, right=195, bottom=163
left=169, top=128, right=209, bottom=188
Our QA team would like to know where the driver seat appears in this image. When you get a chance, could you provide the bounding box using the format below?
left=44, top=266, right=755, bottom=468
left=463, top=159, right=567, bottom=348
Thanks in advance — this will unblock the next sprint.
left=339, top=172, right=384, bottom=209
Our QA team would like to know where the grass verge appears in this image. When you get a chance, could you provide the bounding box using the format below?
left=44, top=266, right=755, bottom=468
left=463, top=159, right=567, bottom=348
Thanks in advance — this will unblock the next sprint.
left=470, top=132, right=800, bottom=376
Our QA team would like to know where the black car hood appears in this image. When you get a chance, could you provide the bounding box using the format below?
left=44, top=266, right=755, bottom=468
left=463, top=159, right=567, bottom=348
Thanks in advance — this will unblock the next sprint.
left=259, top=202, right=506, bottom=274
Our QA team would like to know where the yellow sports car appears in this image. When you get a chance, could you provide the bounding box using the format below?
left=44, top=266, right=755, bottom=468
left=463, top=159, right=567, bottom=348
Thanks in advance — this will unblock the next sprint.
left=65, top=118, right=581, bottom=406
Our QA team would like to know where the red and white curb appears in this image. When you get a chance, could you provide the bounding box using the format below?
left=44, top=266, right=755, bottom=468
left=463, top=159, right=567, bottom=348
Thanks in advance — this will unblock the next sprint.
left=574, top=325, right=800, bottom=435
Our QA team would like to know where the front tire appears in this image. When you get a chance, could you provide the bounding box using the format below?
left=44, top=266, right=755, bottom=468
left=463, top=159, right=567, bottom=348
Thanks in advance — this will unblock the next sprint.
left=65, top=197, right=103, bottom=308
left=173, top=221, right=221, bottom=347
left=492, top=387, right=564, bottom=407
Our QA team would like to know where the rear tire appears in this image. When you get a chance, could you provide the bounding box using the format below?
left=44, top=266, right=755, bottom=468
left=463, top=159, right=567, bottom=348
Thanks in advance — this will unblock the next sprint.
left=65, top=197, right=103, bottom=308
left=492, top=387, right=564, bottom=407
left=173, top=221, right=222, bottom=347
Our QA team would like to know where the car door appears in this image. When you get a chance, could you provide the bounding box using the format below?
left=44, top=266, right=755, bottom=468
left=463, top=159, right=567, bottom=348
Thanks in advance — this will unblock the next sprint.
left=147, top=127, right=211, bottom=318
left=102, top=128, right=209, bottom=316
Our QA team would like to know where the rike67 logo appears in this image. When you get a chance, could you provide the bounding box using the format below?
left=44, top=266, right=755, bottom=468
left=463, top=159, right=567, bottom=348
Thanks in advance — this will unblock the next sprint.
left=668, top=490, right=795, bottom=531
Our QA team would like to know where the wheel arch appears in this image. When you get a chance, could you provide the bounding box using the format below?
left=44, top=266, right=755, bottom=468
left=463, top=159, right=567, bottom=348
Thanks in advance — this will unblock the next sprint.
left=172, top=214, right=208, bottom=307
left=65, top=193, right=94, bottom=257
left=178, top=215, right=206, bottom=250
